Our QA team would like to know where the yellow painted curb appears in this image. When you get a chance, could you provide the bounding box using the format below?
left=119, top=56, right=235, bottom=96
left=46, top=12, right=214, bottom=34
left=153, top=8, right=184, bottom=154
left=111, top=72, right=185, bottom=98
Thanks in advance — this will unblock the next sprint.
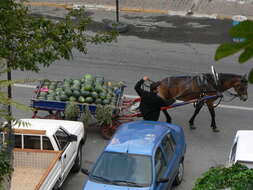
left=120, top=7, right=168, bottom=14
left=24, top=2, right=72, bottom=9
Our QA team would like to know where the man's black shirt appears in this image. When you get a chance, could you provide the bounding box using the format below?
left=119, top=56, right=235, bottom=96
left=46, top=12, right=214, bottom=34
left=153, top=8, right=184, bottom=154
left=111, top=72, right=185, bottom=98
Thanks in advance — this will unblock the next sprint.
left=134, top=79, right=175, bottom=121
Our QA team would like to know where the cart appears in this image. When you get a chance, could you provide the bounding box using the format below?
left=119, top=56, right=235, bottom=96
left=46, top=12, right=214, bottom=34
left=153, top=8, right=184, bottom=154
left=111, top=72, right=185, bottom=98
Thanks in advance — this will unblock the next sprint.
left=31, top=79, right=125, bottom=139
left=31, top=79, right=222, bottom=139
left=100, top=94, right=223, bottom=139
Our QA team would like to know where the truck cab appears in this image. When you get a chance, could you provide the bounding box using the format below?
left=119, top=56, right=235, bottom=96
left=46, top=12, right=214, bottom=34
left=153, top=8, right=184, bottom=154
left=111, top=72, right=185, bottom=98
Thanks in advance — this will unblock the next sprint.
left=1, top=119, right=86, bottom=190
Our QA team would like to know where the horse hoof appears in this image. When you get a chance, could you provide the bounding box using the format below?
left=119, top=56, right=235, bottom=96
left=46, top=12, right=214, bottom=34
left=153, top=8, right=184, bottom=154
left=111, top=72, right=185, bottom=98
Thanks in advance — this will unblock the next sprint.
left=189, top=124, right=196, bottom=130
left=212, top=128, right=220, bottom=132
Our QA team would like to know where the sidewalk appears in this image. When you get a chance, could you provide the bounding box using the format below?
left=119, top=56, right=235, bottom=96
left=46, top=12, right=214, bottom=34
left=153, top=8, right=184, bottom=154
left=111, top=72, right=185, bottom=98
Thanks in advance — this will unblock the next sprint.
left=27, top=0, right=253, bottom=20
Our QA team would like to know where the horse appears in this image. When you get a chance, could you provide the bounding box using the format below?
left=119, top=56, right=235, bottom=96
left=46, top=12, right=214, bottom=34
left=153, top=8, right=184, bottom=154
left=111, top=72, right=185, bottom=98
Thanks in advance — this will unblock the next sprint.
left=158, top=73, right=248, bottom=132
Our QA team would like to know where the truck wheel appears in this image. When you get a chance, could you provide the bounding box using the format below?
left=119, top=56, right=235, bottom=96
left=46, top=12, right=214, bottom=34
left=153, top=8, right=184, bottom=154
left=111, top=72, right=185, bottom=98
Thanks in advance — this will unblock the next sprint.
left=173, top=161, right=184, bottom=185
left=72, top=145, right=82, bottom=173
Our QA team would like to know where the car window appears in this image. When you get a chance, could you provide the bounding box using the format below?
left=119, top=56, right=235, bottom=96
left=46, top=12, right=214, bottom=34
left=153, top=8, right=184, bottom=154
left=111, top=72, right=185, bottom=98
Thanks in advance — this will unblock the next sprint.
left=24, top=135, right=41, bottom=149
left=155, top=147, right=167, bottom=179
left=167, top=134, right=176, bottom=151
left=55, top=129, right=69, bottom=150
left=14, top=134, right=22, bottom=148
left=43, top=136, right=53, bottom=150
left=161, top=134, right=175, bottom=162
left=91, top=152, right=152, bottom=186
left=231, top=143, right=237, bottom=162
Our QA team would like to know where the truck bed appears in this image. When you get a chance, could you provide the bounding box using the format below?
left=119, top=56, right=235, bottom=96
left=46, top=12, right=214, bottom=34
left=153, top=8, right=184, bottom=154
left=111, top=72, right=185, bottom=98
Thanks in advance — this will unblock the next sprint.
left=11, top=149, right=62, bottom=190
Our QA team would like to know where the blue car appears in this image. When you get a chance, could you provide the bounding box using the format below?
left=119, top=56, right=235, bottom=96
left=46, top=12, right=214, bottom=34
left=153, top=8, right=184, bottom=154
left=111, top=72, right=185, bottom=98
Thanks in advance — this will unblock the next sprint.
left=82, top=120, right=186, bottom=190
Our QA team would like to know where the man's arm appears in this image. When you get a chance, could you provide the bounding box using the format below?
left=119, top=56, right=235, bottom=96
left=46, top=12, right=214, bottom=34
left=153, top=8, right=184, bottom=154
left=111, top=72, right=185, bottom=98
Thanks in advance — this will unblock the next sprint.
left=156, top=96, right=176, bottom=107
left=135, top=77, right=149, bottom=96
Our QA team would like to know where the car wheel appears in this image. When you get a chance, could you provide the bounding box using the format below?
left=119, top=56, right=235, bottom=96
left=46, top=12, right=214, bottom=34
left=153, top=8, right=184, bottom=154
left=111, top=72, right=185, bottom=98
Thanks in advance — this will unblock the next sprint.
left=173, top=161, right=184, bottom=185
left=72, top=144, right=83, bottom=173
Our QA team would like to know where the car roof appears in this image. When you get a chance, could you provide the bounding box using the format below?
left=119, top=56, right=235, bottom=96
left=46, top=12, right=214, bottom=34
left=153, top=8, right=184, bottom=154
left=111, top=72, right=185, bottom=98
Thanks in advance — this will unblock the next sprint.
left=12, top=118, right=81, bottom=136
left=235, top=130, right=253, bottom=162
left=105, top=120, right=171, bottom=156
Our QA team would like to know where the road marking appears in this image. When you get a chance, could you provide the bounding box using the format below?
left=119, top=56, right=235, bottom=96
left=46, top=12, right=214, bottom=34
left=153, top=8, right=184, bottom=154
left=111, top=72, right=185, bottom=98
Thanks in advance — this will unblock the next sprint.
left=13, top=84, right=253, bottom=111
left=14, top=83, right=37, bottom=88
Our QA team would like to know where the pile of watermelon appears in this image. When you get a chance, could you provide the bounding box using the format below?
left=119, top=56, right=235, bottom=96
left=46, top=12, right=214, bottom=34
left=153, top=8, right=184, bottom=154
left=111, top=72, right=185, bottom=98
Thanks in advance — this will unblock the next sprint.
left=36, top=74, right=124, bottom=105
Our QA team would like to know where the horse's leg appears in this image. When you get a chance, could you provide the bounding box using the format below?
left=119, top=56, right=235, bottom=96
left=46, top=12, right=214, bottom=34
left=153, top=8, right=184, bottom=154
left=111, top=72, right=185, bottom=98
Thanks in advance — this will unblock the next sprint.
left=206, top=101, right=219, bottom=132
left=189, top=101, right=204, bottom=129
left=162, top=110, right=172, bottom=123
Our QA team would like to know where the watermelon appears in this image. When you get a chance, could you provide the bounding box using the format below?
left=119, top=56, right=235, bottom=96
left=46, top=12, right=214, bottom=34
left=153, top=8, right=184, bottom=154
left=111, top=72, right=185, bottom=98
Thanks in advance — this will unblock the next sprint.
left=94, top=85, right=103, bottom=93
left=78, top=96, right=85, bottom=103
left=85, top=97, right=93, bottom=104
left=84, top=74, right=93, bottom=81
left=43, top=80, right=50, bottom=86
left=69, top=96, right=76, bottom=102
left=49, top=85, right=56, bottom=90
left=71, top=84, right=80, bottom=91
left=47, top=96, right=55, bottom=101
left=65, top=89, right=73, bottom=97
left=80, top=90, right=90, bottom=97
left=83, top=84, right=92, bottom=91
left=72, top=90, right=80, bottom=98
left=60, top=94, right=68, bottom=101
left=38, top=96, right=46, bottom=100
left=55, top=96, right=61, bottom=101
left=73, top=79, right=81, bottom=85
left=102, top=99, right=110, bottom=105
left=99, top=92, right=107, bottom=100
left=40, top=92, right=48, bottom=96
left=91, top=91, right=98, bottom=99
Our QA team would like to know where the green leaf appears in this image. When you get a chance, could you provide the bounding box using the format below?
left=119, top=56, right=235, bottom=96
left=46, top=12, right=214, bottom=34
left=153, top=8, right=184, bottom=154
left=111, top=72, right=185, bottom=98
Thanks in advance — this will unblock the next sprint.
left=239, top=47, right=253, bottom=63
left=249, top=68, right=253, bottom=84
left=230, top=21, right=253, bottom=39
left=215, top=42, right=247, bottom=61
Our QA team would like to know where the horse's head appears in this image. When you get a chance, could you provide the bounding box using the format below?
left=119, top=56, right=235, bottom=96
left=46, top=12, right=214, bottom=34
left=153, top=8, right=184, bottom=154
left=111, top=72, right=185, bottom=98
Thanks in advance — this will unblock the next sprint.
left=233, top=74, right=248, bottom=101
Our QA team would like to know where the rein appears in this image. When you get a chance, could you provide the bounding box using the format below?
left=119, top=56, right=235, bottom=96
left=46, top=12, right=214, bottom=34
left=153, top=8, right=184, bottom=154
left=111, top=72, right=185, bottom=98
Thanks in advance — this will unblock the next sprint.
left=221, top=90, right=239, bottom=102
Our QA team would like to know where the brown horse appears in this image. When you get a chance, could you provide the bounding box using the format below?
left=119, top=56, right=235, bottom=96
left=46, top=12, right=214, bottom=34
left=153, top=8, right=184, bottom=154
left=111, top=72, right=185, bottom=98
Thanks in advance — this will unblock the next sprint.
left=158, top=73, right=248, bottom=132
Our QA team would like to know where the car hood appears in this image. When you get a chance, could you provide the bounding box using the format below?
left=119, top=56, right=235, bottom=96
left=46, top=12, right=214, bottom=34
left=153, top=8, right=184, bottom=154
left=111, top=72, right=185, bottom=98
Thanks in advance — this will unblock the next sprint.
left=83, top=180, right=151, bottom=190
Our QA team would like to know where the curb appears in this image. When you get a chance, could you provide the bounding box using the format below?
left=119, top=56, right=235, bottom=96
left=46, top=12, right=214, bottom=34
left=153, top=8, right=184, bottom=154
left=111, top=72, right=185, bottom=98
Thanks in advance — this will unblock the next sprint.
left=26, top=2, right=253, bottom=21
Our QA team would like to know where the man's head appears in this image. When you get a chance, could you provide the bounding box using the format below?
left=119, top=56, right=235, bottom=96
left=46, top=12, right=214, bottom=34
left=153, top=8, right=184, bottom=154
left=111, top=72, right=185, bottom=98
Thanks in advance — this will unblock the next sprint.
left=150, top=81, right=161, bottom=92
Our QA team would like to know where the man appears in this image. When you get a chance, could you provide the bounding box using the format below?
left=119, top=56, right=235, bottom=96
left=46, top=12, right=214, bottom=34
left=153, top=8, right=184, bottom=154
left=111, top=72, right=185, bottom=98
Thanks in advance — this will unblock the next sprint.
left=134, top=76, right=175, bottom=123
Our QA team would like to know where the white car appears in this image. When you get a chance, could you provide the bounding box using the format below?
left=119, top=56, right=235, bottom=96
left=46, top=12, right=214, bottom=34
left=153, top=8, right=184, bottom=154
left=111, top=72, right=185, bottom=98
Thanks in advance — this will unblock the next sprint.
left=228, top=130, right=253, bottom=168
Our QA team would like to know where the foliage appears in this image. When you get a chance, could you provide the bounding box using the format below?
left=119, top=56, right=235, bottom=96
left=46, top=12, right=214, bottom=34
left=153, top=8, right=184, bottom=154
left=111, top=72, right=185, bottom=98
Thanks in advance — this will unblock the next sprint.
left=0, top=63, right=32, bottom=122
left=80, top=106, right=92, bottom=127
left=95, top=105, right=113, bottom=126
left=0, top=0, right=117, bottom=72
left=64, top=102, right=80, bottom=120
left=0, top=149, right=12, bottom=190
left=193, top=163, right=253, bottom=190
left=215, top=20, right=253, bottom=83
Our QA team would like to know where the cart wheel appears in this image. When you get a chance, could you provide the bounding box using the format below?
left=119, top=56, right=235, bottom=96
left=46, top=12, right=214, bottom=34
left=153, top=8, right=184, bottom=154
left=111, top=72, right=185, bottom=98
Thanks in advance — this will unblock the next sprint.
left=100, top=120, right=122, bottom=140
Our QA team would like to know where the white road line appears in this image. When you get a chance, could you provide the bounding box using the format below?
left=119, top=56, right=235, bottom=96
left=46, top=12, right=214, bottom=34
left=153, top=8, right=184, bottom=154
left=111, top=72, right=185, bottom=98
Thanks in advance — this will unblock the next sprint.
left=14, top=83, right=253, bottom=111
left=218, top=104, right=253, bottom=111
left=14, top=83, right=37, bottom=88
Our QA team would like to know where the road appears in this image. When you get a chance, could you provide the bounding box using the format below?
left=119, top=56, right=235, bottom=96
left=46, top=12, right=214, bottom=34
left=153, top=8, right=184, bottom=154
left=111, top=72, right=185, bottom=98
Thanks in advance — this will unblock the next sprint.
left=10, top=8, right=253, bottom=190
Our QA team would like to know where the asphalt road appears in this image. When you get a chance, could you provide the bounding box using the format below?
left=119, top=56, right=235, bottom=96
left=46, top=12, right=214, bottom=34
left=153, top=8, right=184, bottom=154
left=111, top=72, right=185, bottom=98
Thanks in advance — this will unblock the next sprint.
left=9, top=8, right=253, bottom=190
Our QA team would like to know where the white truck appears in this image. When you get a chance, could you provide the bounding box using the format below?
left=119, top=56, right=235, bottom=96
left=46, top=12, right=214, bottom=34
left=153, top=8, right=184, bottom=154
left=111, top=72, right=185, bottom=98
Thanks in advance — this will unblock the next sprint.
left=0, top=118, right=86, bottom=190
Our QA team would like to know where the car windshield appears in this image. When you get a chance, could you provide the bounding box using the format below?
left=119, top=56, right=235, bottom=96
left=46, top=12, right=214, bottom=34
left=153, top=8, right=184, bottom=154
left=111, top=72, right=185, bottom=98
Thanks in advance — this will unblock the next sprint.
left=90, top=152, right=152, bottom=187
